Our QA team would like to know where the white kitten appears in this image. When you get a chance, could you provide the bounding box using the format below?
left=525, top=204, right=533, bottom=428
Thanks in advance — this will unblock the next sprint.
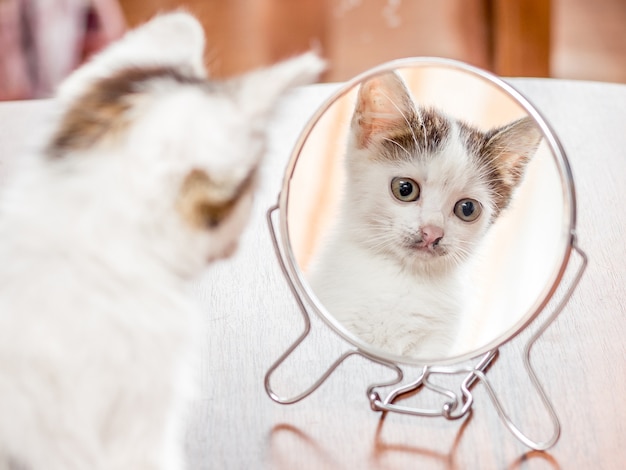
left=309, top=72, right=541, bottom=360
left=0, top=12, right=323, bottom=470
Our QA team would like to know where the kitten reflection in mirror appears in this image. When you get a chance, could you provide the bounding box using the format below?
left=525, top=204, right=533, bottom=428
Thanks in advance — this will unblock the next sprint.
left=0, top=12, right=323, bottom=470
left=310, top=71, right=541, bottom=360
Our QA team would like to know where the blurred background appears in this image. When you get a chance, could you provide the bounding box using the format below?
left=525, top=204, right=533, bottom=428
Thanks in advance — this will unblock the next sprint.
left=1, top=0, right=625, bottom=100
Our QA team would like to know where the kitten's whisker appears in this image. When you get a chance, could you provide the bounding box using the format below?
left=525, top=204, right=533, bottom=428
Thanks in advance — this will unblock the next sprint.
left=378, top=87, right=421, bottom=154
left=447, top=248, right=469, bottom=268
left=413, top=106, right=429, bottom=153
left=381, top=137, right=411, bottom=158
left=354, top=227, right=398, bottom=256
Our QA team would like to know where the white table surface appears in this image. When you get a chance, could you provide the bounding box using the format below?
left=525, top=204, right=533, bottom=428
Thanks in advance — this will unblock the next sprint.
left=1, top=78, right=625, bottom=469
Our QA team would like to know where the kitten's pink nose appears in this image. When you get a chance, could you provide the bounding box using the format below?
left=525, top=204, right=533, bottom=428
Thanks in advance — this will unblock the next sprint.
left=421, top=225, right=444, bottom=247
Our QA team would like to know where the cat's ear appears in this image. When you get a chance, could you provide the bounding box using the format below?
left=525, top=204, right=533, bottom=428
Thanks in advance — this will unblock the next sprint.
left=485, top=117, right=543, bottom=187
left=56, top=11, right=206, bottom=104
left=352, top=71, right=415, bottom=149
left=228, top=51, right=326, bottom=120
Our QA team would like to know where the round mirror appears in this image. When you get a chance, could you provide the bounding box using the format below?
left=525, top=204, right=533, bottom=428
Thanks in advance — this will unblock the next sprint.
left=279, top=58, right=575, bottom=365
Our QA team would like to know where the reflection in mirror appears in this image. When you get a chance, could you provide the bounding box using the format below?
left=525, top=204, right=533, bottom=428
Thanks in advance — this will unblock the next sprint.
left=287, top=63, right=567, bottom=363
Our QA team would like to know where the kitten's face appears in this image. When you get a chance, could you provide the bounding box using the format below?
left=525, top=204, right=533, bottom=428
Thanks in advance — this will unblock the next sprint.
left=46, top=12, right=324, bottom=273
left=345, top=72, right=542, bottom=274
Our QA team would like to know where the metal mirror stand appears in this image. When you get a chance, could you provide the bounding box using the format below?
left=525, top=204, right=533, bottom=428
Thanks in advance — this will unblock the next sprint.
left=264, top=204, right=588, bottom=451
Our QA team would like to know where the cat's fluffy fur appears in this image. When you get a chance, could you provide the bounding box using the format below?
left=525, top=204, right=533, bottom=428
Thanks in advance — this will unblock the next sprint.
left=310, top=72, right=541, bottom=360
left=0, top=12, right=323, bottom=470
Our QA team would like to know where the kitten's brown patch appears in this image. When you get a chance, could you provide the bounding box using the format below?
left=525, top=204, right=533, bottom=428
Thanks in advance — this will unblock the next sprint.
left=47, top=67, right=205, bottom=158
left=378, top=107, right=451, bottom=162
left=177, top=168, right=255, bottom=229
left=460, top=117, right=542, bottom=218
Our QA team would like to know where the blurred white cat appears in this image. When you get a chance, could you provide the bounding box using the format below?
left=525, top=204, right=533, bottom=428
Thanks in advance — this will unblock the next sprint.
left=0, top=12, right=323, bottom=470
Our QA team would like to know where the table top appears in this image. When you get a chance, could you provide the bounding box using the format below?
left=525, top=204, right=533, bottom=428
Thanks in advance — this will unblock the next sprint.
left=1, top=77, right=625, bottom=469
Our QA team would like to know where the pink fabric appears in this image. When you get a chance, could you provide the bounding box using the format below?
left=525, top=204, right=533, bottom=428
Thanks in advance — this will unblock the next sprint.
left=0, top=0, right=126, bottom=100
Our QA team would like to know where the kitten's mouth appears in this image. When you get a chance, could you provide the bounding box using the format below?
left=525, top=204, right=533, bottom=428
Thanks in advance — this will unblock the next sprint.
left=416, top=246, right=444, bottom=256
left=408, top=241, right=446, bottom=258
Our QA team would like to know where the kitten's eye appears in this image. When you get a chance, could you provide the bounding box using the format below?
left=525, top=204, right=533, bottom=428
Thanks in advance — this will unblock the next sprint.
left=391, top=177, right=420, bottom=202
left=454, top=198, right=482, bottom=222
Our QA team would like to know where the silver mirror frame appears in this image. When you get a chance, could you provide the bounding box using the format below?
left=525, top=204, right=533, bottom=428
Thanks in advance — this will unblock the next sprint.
left=265, top=57, right=588, bottom=450
left=279, top=57, right=577, bottom=365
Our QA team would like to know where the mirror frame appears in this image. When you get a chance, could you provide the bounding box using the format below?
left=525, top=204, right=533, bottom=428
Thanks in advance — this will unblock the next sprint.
left=277, top=57, right=578, bottom=366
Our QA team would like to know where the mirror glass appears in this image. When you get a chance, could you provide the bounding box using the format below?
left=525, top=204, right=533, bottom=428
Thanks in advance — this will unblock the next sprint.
left=282, top=59, right=573, bottom=364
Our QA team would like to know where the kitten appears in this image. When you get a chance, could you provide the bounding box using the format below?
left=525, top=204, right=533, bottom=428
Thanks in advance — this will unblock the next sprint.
left=0, top=12, right=323, bottom=470
left=309, top=71, right=541, bottom=360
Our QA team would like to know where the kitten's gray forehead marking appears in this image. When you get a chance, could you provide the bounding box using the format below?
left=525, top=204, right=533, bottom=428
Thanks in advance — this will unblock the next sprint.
left=47, top=66, right=209, bottom=158
left=378, top=107, right=451, bottom=162
left=457, top=121, right=487, bottom=157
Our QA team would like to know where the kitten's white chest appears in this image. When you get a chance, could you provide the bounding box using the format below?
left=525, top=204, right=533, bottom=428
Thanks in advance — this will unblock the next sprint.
left=309, top=236, right=463, bottom=359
